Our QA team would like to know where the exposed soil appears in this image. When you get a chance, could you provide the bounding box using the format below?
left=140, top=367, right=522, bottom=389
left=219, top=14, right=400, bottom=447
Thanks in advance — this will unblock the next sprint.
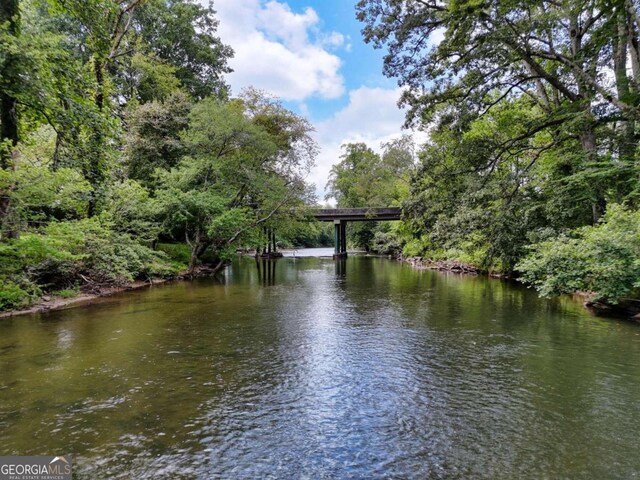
left=400, top=256, right=484, bottom=275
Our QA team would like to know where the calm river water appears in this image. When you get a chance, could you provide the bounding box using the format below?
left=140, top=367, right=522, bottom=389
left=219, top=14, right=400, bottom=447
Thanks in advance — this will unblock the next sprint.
left=1, top=250, right=639, bottom=479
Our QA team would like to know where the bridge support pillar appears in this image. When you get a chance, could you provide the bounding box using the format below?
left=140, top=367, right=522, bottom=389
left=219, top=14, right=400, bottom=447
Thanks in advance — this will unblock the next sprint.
left=333, top=220, right=347, bottom=259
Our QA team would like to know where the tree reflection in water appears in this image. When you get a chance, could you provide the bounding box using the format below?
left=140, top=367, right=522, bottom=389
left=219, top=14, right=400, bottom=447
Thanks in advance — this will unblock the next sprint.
left=255, top=257, right=277, bottom=286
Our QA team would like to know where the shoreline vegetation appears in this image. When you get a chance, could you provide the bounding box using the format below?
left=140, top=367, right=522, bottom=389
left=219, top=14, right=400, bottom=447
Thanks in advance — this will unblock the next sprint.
left=400, top=255, right=640, bottom=322
left=3, top=250, right=639, bottom=323
left=0, top=259, right=235, bottom=319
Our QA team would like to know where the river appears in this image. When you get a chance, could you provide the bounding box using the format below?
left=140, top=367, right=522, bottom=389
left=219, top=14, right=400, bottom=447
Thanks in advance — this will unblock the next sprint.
left=1, top=250, right=639, bottom=478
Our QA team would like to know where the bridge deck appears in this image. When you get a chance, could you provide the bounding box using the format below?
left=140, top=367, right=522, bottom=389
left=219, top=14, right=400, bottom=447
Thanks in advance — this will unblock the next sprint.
left=312, top=207, right=401, bottom=222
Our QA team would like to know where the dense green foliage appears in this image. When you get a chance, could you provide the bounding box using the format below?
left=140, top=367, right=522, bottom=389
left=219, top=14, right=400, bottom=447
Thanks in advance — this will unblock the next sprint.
left=0, top=216, right=177, bottom=309
left=352, top=0, right=640, bottom=303
left=518, top=205, right=640, bottom=303
left=0, top=0, right=318, bottom=310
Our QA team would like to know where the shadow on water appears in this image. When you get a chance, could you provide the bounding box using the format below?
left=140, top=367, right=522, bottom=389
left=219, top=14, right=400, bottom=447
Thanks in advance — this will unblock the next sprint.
left=335, top=258, right=347, bottom=278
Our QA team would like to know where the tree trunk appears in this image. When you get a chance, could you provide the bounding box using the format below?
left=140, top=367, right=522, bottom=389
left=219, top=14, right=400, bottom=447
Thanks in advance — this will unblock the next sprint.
left=52, top=130, right=63, bottom=170
left=568, top=13, right=605, bottom=223
left=0, top=0, right=19, bottom=168
left=0, top=93, right=18, bottom=171
left=614, top=10, right=636, bottom=166
left=188, top=245, right=200, bottom=275
left=85, top=132, right=104, bottom=218
left=187, top=242, right=207, bottom=275
left=578, top=123, right=606, bottom=223
left=0, top=0, right=20, bottom=239
left=210, top=260, right=226, bottom=276
left=626, top=0, right=640, bottom=87
left=84, top=57, right=106, bottom=217
left=94, top=57, right=104, bottom=110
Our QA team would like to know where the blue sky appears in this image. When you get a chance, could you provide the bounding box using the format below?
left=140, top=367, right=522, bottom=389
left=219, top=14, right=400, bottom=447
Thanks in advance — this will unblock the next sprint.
left=211, top=0, right=419, bottom=200
left=279, top=0, right=397, bottom=119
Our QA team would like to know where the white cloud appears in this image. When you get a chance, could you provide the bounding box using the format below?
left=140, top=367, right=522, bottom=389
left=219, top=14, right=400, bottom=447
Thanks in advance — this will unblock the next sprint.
left=308, top=87, right=428, bottom=202
left=213, top=0, right=345, bottom=101
left=430, top=27, right=446, bottom=47
left=320, top=31, right=346, bottom=49
left=209, top=1, right=426, bottom=202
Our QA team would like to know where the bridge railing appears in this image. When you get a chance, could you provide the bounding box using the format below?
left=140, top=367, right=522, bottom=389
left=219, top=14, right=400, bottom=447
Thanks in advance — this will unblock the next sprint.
left=311, top=207, right=402, bottom=222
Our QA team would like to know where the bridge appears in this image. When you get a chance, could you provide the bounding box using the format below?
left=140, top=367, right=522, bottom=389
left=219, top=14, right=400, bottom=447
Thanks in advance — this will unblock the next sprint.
left=256, top=207, right=402, bottom=259
left=312, top=207, right=402, bottom=259
left=312, top=207, right=402, bottom=223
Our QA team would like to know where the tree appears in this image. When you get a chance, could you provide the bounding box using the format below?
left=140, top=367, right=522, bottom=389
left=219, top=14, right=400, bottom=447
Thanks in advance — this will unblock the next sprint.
left=133, top=0, right=233, bottom=99
left=357, top=0, right=640, bottom=222
left=0, top=0, right=20, bottom=169
left=355, top=0, right=640, bottom=280
left=0, top=0, right=21, bottom=238
left=2, top=0, right=326, bottom=310
left=326, top=143, right=383, bottom=207
left=120, top=52, right=182, bottom=104
left=156, top=94, right=316, bottom=273
left=403, top=97, right=592, bottom=271
left=43, top=0, right=146, bottom=215
left=381, top=134, right=416, bottom=177
left=326, top=139, right=415, bottom=250
left=125, top=91, right=192, bottom=186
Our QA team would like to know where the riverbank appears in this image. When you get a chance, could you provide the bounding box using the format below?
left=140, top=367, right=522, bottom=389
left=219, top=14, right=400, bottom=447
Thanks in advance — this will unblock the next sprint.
left=400, top=255, right=640, bottom=322
left=0, top=259, right=236, bottom=319
left=400, top=255, right=515, bottom=279
left=0, top=279, right=171, bottom=319
left=3, top=254, right=638, bottom=322
left=400, top=256, right=484, bottom=276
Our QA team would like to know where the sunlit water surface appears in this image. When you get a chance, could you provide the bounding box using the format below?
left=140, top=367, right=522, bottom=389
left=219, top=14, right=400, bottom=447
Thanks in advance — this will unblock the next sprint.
left=1, top=251, right=639, bottom=479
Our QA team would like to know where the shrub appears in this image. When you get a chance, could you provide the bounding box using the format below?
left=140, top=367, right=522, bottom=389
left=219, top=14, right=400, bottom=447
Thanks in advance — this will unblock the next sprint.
left=0, top=281, right=32, bottom=310
left=370, top=231, right=403, bottom=256
left=0, top=218, right=180, bottom=310
left=54, top=287, right=80, bottom=299
left=156, top=243, right=192, bottom=265
left=402, top=238, right=427, bottom=258
left=517, top=204, right=640, bottom=303
left=47, top=217, right=178, bottom=284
